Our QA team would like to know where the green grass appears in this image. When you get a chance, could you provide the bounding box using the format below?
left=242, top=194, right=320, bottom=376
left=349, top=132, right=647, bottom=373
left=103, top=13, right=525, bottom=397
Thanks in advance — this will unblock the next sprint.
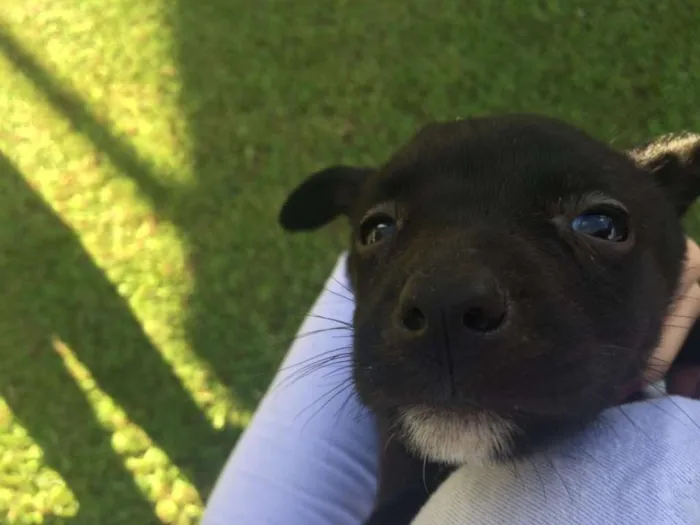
left=0, top=0, right=699, bottom=523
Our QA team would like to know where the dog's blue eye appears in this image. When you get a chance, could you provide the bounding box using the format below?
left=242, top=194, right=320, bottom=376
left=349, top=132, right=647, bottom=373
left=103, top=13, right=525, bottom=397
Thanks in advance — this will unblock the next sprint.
left=360, top=214, right=397, bottom=246
left=571, top=211, right=629, bottom=242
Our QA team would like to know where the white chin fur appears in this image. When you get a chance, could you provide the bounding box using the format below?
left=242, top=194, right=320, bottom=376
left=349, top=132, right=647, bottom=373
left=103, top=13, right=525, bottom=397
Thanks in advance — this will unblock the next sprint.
left=399, top=406, right=517, bottom=466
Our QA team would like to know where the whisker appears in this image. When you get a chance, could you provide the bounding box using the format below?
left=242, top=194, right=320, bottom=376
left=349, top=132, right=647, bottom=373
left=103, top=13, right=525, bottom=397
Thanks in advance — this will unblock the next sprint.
left=334, top=387, right=361, bottom=424
left=615, top=405, right=653, bottom=444
left=278, top=345, right=353, bottom=373
left=662, top=323, right=695, bottom=330
left=542, top=452, right=573, bottom=504
left=321, top=362, right=355, bottom=380
left=558, top=448, right=604, bottom=470
left=331, top=277, right=355, bottom=297
left=270, top=326, right=353, bottom=350
left=666, top=313, right=700, bottom=321
left=596, top=343, right=634, bottom=353
left=528, top=456, right=547, bottom=503
left=323, top=286, right=354, bottom=303
left=643, top=360, right=669, bottom=372
left=383, top=429, right=397, bottom=453
left=280, top=355, right=348, bottom=383
left=298, top=379, right=356, bottom=432
left=296, top=377, right=353, bottom=419
left=642, top=391, right=698, bottom=431
left=649, top=394, right=700, bottom=433
left=509, top=457, right=526, bottom=492
left=646, top=355, right=673, bottom=366
left=307, top=313, right=354, bottom=328
left=291, top=326, right=353, bottom=342
left=278, top=360, right=349, bottom=392
left=274, top=352, right=354, bottom=392
left=348, top=391, right=371, bottom=424
left=643, top=361, right=673, bottom=377
left=593, top=410, right=621, bottom=441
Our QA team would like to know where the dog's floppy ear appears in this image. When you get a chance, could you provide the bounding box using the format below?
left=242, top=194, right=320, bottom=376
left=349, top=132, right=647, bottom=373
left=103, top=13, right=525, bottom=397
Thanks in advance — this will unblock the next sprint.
left=628, top=132, right=700, bottom=217
left=279, top=165, right=373, bottom=231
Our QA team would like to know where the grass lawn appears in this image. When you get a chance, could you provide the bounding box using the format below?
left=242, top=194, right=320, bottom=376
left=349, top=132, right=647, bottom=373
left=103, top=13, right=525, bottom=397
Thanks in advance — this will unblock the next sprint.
left=0, top=0, right=699, bottom=523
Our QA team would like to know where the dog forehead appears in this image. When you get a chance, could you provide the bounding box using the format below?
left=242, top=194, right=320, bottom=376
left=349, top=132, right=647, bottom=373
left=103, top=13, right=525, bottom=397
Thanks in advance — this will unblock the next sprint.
left=388, top=114, right=602, bottom=165
left=368, top=119, right=622, bottom=210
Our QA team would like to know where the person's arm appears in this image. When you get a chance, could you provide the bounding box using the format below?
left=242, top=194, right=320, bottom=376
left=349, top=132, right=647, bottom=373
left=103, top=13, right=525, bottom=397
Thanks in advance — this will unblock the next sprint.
left=201, top=254, right=379, bottom=525
left=411, top=395, right=700, bottom=525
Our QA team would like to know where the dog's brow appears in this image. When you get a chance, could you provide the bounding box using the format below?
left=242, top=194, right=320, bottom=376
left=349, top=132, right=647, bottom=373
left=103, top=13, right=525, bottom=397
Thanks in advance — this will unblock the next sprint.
left=374, top=169, right=418, bottom=199
left=580, top=191, right=628, bottom=212
left=361, top=201, right=398, bottom=221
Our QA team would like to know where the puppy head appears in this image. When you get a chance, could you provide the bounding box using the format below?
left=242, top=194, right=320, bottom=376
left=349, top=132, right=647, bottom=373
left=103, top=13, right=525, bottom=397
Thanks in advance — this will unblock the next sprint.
left=280, top=114, right=700, bottom=465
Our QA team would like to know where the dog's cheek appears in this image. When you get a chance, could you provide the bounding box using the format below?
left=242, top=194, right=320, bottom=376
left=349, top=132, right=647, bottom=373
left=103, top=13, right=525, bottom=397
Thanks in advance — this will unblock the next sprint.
left=600, top=252, right=671, bottom=361
left=519, top=249, right=647, bottom=409
left=351, top=334, right=443, bottom=411
left=348, top=247, right=395, bottom=300
left=498, top=298, right=617, bottom=413
left=351, top=311, right=416, bottom=410
left=562, top=245, right=664, bottom=361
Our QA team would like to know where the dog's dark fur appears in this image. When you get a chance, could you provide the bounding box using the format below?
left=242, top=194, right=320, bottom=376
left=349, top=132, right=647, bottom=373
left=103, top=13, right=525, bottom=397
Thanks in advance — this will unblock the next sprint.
left=278, top=114, right=700, bottom=524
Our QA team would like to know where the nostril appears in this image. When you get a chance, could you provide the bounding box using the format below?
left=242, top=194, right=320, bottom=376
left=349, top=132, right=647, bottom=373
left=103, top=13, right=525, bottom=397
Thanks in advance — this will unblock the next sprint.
left=462, top=306, right=505, bottom=332
left=401, top=307, right=427, bottom=332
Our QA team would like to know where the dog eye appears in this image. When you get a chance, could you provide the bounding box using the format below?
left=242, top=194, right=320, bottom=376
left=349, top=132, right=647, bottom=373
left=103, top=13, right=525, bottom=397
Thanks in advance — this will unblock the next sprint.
left=570, top=209, right=629, bottom=242
left=359, top=214, right=397, bottom=246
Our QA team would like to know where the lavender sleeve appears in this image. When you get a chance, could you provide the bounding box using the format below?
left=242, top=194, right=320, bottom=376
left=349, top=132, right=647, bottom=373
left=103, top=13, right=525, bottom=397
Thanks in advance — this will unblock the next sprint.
left=201, top=254, right=379, bottom=525
left=412, top=395, right=700, bottom=525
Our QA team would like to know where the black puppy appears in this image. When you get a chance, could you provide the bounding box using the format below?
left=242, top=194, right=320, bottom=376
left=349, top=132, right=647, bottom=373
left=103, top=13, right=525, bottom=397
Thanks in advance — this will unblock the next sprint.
left=279, top=114, right=700, bottom=524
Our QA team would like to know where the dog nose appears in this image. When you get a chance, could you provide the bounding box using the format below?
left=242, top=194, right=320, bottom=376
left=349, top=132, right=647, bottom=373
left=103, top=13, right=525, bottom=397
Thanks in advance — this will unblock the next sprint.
left=397, top=269, right=507, bottom=335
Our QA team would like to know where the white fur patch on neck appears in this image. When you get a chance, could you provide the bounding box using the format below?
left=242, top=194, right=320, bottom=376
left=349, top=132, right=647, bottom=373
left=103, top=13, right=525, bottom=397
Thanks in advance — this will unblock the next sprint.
left=399, top=406, right=517, bottom=466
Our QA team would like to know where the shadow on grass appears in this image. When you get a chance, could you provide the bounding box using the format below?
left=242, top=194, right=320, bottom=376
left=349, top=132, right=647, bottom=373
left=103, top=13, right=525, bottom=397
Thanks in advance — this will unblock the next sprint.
left=0, top=26, right=241, bottom=516
left=3, top=2, right=342, bottom=425
left=0, top=153, right=157, bottom=524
